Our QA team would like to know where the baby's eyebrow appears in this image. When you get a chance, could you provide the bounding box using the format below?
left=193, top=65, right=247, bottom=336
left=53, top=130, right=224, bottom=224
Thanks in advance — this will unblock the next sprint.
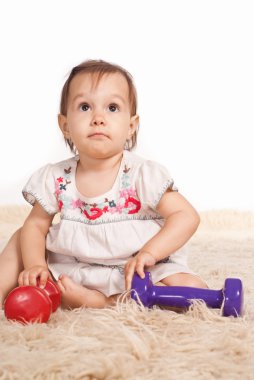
left=72, top=93, right=87, bottom=103
left=109, top=94, right=126, bottom=103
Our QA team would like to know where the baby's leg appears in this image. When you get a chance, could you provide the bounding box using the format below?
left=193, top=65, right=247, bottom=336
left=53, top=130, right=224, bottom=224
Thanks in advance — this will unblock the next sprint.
left=0, top=228, right=23, bottom=308
left=57, top=275, right=119, bottom=309
left=161, top=273, right=208, bottom=288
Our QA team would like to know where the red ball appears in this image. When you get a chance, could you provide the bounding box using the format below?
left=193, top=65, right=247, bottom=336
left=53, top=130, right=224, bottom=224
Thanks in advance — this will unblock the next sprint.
left=4, top=286, right=52, bottom=324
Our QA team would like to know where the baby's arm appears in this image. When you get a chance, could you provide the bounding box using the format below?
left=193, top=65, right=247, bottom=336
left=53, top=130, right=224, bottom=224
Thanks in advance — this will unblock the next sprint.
left=18, top=202, right=55, bottom=288
left=125, top=191, right=200, bottom=290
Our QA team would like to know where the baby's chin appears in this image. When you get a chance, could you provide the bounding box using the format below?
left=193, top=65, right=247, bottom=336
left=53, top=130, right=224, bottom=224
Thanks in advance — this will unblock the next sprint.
left=78, top=145, right=124, bottom=160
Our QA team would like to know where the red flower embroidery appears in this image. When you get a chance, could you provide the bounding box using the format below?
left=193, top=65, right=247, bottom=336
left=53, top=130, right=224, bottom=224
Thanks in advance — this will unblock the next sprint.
left=57, top=177, right=63, bottom=183
left=83, top=207, right=103, bottom=220
left=124, top=197, right=141, bottom=214
left=58, top=200, right=63, bottom=211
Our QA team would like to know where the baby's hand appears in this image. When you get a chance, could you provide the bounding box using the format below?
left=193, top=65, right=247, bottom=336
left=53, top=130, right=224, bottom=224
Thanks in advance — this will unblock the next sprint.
left=18, top=265, right=51, bottom=289
left=125, top=252, right=156, bottom=291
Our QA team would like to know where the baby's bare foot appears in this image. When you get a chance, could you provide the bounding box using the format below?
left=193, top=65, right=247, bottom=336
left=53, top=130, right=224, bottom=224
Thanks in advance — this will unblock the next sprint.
left=57, top=274, right=109, bottom=309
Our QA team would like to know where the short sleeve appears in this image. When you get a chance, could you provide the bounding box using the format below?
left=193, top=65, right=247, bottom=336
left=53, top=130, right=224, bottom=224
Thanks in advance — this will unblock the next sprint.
left=22, top=164, right=59, bottom=215
left=135, top=160, right=178, bottom=209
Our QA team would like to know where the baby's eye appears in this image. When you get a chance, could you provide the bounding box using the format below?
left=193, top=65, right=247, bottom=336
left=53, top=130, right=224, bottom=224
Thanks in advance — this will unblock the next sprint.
left=108, top=104, right=119, bottom=112
left=80, top=103, right=90, bottom=112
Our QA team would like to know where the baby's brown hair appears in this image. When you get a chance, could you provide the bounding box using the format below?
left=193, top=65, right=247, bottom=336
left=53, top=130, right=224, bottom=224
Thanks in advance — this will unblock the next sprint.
left=59, top=59, right=138, bottom=152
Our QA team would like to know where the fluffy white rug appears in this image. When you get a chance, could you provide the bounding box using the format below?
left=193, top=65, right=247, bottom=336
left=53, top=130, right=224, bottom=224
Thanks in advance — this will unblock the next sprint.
left=0, top=206, right=253, bottom=380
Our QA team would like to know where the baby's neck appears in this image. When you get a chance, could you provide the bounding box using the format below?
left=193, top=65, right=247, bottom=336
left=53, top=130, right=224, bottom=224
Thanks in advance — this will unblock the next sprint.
left=75, top=152, right=124, bottom=198
left=78, top=152, right=123, bottom=173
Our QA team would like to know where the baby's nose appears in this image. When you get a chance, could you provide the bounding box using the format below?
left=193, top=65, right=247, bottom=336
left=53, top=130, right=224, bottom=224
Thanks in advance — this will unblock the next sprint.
left=91, top=114, right=105, bottom=126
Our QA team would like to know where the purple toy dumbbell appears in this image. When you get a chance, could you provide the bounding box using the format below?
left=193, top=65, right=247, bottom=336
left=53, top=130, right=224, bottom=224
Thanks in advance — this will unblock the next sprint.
left=131, top=272, right=243, bottom=317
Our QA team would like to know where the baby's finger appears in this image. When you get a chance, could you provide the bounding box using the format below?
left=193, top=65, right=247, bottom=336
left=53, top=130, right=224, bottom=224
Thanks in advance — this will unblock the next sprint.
left=22, top=272, right=31, bottom=287
left=39, top=270, right=49, bottom=289
left=18, top=272, right=24, bottom=286
left=29, top=273, right=38, bottom=287
left=135, top=258, right=146, bottom=279
left=125, top=262, right=136, bottom=291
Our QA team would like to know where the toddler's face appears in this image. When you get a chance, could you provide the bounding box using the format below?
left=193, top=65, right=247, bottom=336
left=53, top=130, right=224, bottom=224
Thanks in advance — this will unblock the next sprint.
left=59, top=72, right=138, bottom=159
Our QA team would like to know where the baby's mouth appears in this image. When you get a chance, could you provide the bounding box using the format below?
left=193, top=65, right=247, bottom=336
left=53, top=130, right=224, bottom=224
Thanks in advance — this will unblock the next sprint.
left=88, top=132, right=109, bottom=138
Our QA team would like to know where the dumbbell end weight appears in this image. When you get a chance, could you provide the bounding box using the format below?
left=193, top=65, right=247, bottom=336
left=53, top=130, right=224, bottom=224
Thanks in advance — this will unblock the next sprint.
left=4, top=279, right=61, bottom=324
left=131, top=272, right=154, bottom=307
left=223, top=278, right=243, bottom=317
left=4, top=286, right=52, bottom=324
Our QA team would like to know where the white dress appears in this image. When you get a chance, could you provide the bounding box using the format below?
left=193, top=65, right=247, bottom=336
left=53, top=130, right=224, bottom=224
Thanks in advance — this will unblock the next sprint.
left=22, top=150, right=195, bottom=297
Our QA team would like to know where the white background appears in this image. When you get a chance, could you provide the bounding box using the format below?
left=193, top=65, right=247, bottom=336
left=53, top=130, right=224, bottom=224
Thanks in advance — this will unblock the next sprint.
left=0, top=0, right=253, bottom=211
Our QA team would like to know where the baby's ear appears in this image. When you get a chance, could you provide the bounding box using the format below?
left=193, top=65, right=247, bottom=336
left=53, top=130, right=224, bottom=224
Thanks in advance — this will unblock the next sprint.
left=58, top=114, right=70, bottom=138
left=129, top=114, right=139, bottom=136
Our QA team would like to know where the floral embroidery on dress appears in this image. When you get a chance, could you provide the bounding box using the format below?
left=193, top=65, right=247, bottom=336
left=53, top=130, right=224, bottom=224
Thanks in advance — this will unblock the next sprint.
left=54, top=164, right=141, bottom=220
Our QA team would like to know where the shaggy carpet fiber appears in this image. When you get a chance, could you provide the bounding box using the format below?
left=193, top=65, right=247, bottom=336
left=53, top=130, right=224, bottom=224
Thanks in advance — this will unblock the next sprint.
left=0, top=206, right=254, bottom=380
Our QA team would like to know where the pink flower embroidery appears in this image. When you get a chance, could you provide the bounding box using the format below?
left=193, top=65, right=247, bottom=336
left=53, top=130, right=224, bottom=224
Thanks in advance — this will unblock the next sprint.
left=115, top=204, right=124, bottom=213
left=119, top=189, right=129, bottom=199
left=108, top=207, right=117, bottom=214
left=72, top=199, right=83, bottom=209
left=127, top=188, right=137, bottom=197
left=55, top=187, right=61, bottom=198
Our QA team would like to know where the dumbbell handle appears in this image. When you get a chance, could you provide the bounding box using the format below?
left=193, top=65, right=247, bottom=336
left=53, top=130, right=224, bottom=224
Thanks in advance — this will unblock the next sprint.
left=146, top=285, right=223, bottom=308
